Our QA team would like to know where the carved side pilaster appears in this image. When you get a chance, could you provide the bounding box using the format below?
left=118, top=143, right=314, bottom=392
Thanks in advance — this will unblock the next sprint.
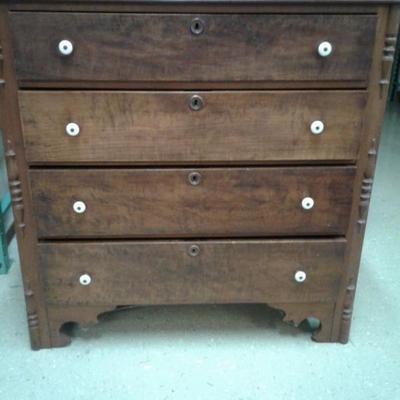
left=23, top=287, right=40, bottom=348
left=379, top=33, right=397, bottom=97
left=338, top=6, right=400, bottom=342
left=339, top=138, right=378, bottom=343
left=1, top=27, right=41, bottom=347
left=337, top=5, right=400, bottom=344
left=5, top=140, right=26, bottom=234
left=0, top=44, right=4, bottom=87
left=4, top=138, right=41, bottom=347
left=357, top=138, right=377, bottom=229
left=0, top=25, right=25, bottom=234
left=339, top=281, right=356, bottom=343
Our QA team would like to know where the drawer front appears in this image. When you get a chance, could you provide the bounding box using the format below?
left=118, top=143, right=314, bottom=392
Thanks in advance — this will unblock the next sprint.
left=20, top=91, right=366, bottom=164
left=30, top=167, right=355, bottom=238
left=40, top=239, right=345, bottom=305
left=11, top=13, right=376, bottom=83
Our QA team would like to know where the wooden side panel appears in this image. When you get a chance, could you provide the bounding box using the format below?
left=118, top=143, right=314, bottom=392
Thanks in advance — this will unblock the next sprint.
left=40, top=239, right=346, bottom=305
left=10, top=13, right=376, bottom=84
left=334, top=5, right=400, bottom=343
left=19, top=90, right=367, bottom=164
left=30, top=167, right=355, bottom=238
left=0, top=7, right=51, bottom=349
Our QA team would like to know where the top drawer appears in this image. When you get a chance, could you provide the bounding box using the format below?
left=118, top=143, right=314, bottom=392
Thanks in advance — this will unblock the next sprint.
left=10, top=12, right=376, bottom=85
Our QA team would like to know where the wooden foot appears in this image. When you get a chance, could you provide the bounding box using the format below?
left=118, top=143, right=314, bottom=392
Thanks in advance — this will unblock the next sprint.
left=270, top=302, right=338, bottom=342
left=43, top=305, right=117, bottom=349
left=38, top=302, right=341, bottom=348
left=48, top=319, right=72, bottom=348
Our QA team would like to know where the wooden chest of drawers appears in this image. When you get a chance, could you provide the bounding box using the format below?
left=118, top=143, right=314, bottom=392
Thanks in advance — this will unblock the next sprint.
left=0, top=0, right=398, bottom=349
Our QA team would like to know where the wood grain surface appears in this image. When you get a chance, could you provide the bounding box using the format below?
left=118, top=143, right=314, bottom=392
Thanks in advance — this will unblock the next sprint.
left=19, top=90, right=367, bottom=164
left=40, top=239, right=346, bottom=305
left=30, top=167, right=355, bottom=238
left=1, top=2, right=396, bottom=348
left=10, top=12, right=376, bottom=83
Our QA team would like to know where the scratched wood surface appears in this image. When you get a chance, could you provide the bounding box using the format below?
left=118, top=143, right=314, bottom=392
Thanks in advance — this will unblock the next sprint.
left=0, top=2, right=397, bottom=348
left=10, top=13, right=376, bottom=84
left=40, top=239, right=346, bottom=305
left=30, top=167, right=355, bottom=238
left=20, top=90, right=367, bottom=164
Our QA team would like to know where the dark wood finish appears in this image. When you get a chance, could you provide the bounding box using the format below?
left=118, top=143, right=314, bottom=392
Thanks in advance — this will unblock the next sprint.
left=40, top=239, right=345, bottom=305
left=10, top=13, right=376, bottom=84
left=0, top=6, right=51, bottom=349
left=0, top=2, right=397, bottom=349
left=17, top=80, right=374, bottom=90
left=19, top=90, right=366, bottom=164
left=333, top=4, right=400, bottom=343
left=45, top=301, right=337, bottom=347
left=30, top=167, right=355, bottom=238
left=47, top=305, right=117, bottom=348
left=271, top=302, right=336, bottom=342
left=8, top=3, right=383, bottom=14
left=10, top=0, right=400, bottom=6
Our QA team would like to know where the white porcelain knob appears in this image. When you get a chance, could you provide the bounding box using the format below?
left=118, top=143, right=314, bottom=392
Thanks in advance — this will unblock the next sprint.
left=58, top=39, right=74, bottom=56
left=301, top=197, right=314, bottom=210
left=310, top=120, right=325, bottom=135
left=65, top=122, right=80, bottom=137
left=318, top=41, right=333, bottom=57
left=73, top=201, right=86, bottom=214
left=294, top=270, right=307, bottom=283
left=79, top=274, right=92, bottom=286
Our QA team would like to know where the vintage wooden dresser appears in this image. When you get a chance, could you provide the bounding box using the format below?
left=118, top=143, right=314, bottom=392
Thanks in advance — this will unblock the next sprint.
left=0, top=0, right=398, bottom=349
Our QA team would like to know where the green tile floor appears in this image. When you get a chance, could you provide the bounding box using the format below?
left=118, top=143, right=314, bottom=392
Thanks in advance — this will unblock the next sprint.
left=0, top=105, right=399, bottom=400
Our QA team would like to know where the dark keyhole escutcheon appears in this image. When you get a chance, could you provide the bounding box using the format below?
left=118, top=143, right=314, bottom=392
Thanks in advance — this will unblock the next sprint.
left=188, top=95, right=204, bottom=111
left=190, top=18, right=205, bottom=35
left=188, top=245, right=200, bottom=257
left=188, top=171, right=202, bottom=186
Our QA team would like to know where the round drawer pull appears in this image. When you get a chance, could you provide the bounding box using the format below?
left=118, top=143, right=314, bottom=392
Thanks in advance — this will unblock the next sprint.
left=65, top=122, right=80, bottom=137
left=58, top=39, right=74, bottom=56
left=79, top=273, right=92, bottom=286
left=317, top=41, right=333, bottom=57
left=310, top=120, right=325, bottom=135
left=188, top=171, right=202, bottom=186
left=188, top=245, right=200, bottom=257
left=294, top=270, right=307, bottom=283
left=73, top=200, right=86, bottom=214
left=190, top=18, right=205, bottom=35
left=188, top=95, right=204, bottom=111
left=301, top=197, right=314, bottom=210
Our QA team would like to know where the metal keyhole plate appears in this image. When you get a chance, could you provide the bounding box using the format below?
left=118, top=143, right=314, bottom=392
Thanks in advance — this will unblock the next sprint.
left=188, top=171, right=202, bottom=186
left=189, top=95, right=204, bottom=111
left=190, top=18, right=205, bottom=35
left=188, top=245, right=200, bottom=257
